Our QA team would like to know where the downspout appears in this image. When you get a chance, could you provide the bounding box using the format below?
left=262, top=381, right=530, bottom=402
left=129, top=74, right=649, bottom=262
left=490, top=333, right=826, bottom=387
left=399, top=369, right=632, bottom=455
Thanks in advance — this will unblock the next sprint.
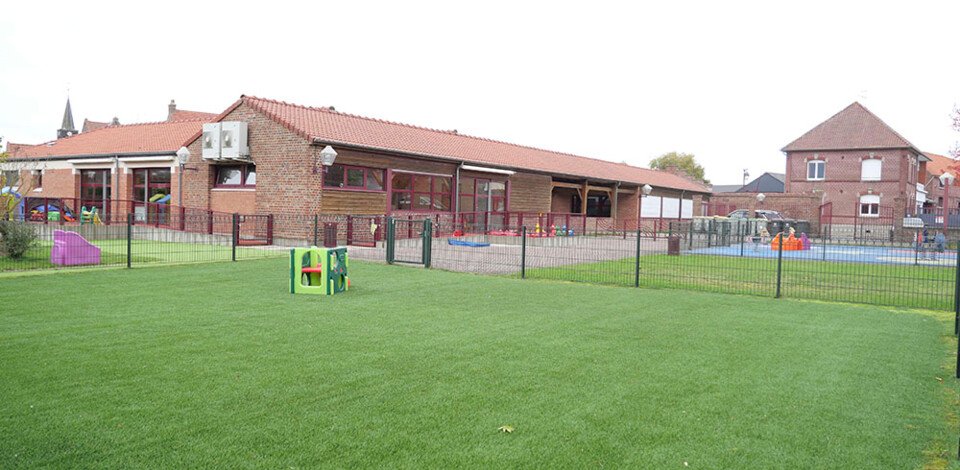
left=454, top=162, right=463, bottom=214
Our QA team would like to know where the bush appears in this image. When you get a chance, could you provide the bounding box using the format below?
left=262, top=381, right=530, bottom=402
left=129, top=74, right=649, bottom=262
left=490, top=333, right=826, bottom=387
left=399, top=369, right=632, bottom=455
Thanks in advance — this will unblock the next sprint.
left=0, top=221, right=38, bottom=259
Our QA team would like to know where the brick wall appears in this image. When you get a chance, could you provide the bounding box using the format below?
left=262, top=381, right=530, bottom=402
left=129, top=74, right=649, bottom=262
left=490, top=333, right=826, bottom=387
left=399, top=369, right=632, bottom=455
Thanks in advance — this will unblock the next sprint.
left=785, top=149, right=918, bottom=218
left=508, top=172, right=552, bottom=213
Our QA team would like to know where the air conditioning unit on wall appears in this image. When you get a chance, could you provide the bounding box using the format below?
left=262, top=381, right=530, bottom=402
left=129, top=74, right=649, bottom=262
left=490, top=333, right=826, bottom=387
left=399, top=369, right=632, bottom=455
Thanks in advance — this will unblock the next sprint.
left=201, top=123, right=222, bottom=160
left=202, top=122, right=250, bottom=160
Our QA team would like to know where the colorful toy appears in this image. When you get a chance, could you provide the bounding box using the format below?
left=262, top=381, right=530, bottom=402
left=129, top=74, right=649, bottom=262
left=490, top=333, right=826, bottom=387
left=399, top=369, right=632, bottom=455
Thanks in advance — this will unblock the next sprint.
left=80, top=206, right=102, bottom=225
left=50, top=230, right=101, bottom=265
left=289, top=246, right=349, bottom=295
left=1, top=187, right=24, bottom=221
left=800, top=232, right=811, bottom=250
left=770, top=232, right=803, bottom=251
left=448, top=238, right=490, bottom=247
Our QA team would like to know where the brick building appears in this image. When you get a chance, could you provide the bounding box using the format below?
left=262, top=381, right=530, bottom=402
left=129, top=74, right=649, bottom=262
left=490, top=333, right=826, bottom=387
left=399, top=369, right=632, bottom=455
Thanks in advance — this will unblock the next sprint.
left=781, top=102, right=931, bottom=236
left=4, top=95, right=710, bottom=233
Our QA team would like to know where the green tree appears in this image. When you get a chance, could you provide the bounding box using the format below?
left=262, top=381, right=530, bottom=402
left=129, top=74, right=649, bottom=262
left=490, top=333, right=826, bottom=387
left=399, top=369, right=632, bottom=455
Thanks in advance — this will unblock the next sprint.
left=649, top=152, right=709, bottom=185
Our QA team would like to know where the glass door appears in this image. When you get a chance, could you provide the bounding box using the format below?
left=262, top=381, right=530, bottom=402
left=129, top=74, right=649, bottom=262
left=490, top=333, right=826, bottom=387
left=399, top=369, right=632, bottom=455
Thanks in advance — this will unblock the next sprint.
left=80, top=169, right=111, bottom=220
left=133, top=168, right=171, bottom=224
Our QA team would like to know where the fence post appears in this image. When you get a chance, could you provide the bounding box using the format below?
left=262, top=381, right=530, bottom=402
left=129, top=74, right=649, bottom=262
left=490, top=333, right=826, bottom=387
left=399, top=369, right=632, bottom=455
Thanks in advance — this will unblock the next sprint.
left=179, top=206, right=186, bottom=231
left=775, top=231, right=784, bottom=298
left=423, top=218, right=432, bottom=269
left=739, top=228, right=745, bottom=257
left=521, top=225, right=527, bottom=279
left=688, top=221, right=693, bottom=250
left=634, top=228, right=641, bottom=287
left=126, top=213, right=133, bottom=268
left=313, top=214, right=319, bottom=247
left=267, top=214, right=274, bottom=245
left=954, top=240, right=959, bottom=336
left=231, top=213, right=238, bottom=262
left=386, top=217, right=395, bottom=264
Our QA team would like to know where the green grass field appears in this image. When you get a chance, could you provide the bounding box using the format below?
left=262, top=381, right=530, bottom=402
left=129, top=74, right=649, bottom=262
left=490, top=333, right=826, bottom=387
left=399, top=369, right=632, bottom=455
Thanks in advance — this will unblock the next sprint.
left=527, top=254, right=957, bottom=310
left=1, top=258, right=958, bottom=468
left=0, top=239, right=282, bottom=272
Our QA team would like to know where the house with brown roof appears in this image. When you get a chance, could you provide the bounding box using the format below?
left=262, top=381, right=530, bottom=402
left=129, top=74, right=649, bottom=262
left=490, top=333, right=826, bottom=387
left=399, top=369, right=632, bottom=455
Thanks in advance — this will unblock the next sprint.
left=177, top=95, right=710, bottom=230
left=782, top=102, right=931, bottom=236
left=5, top=94, right=710, bottom=235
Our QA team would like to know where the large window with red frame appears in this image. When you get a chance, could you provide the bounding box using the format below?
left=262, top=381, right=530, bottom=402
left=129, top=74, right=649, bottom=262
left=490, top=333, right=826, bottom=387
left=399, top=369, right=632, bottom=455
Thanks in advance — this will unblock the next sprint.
left=458, top=177, right=507, bottom=213
left=79, top=169, right=111, bottom=217
left=215, top=164, right=256, bottom=188
left=133, top=168, right=171, bottom=223
left=324, top=164, right=385, bottom=191
left=390, top=172, right=452, bottom=211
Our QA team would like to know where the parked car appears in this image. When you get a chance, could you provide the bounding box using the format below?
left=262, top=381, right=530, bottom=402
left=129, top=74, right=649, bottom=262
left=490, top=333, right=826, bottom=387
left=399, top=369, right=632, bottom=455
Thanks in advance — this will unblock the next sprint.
left=725, top=209, right=809, bottom=235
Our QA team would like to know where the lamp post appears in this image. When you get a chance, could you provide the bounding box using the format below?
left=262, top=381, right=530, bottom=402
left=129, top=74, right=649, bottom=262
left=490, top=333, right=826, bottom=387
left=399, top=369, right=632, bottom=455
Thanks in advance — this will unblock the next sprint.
left=639, top=184, right=652, bottom=231
left=176, top=146, right=190, bottom=208
left=742, top=168, right=750, bottom=188
left=941, top=172, right=954, bottom=233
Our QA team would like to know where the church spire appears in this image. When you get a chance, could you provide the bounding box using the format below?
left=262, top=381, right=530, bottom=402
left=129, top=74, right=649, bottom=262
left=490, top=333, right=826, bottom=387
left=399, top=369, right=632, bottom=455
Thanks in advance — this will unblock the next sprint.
left=58, top=96, right=77, bottom=139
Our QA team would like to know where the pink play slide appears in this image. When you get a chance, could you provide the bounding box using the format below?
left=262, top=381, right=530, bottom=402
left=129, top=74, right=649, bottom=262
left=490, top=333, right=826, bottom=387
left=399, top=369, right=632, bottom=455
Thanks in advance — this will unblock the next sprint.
left=50, top=230, right=101, bottom=266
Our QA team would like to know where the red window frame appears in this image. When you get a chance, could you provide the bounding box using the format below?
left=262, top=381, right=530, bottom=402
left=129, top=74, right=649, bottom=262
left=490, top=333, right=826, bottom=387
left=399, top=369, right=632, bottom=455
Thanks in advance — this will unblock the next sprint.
left=76, top=169, right=113, bottom=215
left=215, top=164, right=256, bottom=188
left=458, top=177, right=507, bottom=212
left=390, top=172, right=452, bottom=212
left=133, top=168, right=172, bottom=203
left=323, top=164, right=385, bottom=192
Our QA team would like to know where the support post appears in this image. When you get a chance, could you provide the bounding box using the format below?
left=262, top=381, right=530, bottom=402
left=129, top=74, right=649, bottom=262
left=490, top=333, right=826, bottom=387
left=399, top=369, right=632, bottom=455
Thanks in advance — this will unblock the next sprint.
left=126, top=213, right=132, bottom=268
left=386, top=217, right=395, bottom=264
left=634, top=228, right=641, bottom=287
left=231, top=213, right=238, bottom=262
left=521, top=225, right=527, bottom=279
left=954, top=239, right=960, bottom=336
left=423, top=218, right=432, bottom=268
left=313, top=214, right=319, bottom=247
left=775, top=231, right=784, bottom=298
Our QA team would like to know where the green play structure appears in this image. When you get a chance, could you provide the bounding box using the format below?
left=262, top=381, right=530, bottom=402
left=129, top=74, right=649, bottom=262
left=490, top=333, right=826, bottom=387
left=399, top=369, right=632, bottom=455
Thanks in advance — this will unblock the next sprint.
left=289, top=246, right=349, bottom=295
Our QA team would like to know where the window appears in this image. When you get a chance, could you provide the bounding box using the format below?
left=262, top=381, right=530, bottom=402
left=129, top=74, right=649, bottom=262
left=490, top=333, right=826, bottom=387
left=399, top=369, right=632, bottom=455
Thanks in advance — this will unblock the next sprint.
left=570, top=194, right=611, bottom=217
left=80, top=169, right=112, bottom=216
left=859, top=195, right=880, bottom=217
left=2, top=170, right=19, bottom=187
left=806, top=160, right=825, bottom=181
left=133, top=168, right=171, bottom=203
left=31, top=170, right=42, bottom=189
left=390, top=172, right=452, bottom=211
left=323, top=164, right=385, bottom=191
left=459, top=177, right=508, bottom=212
left=861, top=158, right=881, bottom=181
left=215, top=164, right=256, bottom=188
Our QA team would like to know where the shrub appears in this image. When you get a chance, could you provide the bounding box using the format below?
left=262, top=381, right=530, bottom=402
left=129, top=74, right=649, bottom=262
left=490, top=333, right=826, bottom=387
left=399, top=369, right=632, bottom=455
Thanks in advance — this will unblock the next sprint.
left=0, top=221, right=38, bottom=259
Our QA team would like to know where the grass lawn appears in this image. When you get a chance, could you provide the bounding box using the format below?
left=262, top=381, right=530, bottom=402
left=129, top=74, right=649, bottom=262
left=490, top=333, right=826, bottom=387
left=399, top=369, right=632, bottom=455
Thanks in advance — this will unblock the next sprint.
left=1, top=258, right=958, bottom=468
left=527, top=254, right=957, bottom=310
left=0, top=239, right=281, bottom=272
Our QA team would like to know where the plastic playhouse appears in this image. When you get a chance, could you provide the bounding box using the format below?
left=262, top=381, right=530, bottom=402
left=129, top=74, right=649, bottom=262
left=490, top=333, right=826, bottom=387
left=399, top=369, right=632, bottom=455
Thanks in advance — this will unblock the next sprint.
left=289, top=246, right=349, bottom=295
left=50, top=230, right=101, bottom=266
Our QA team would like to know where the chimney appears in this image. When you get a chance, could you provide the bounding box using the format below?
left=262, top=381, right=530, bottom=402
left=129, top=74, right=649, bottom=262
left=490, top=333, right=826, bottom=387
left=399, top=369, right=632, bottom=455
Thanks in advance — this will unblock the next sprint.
left=168, top=99, right=177, bottom=121
left=111, top=117, right=120, bottom=125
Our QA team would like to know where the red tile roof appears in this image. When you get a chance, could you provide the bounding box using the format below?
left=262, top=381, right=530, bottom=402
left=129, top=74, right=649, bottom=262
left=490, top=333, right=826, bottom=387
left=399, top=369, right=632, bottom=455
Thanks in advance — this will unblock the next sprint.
left=81, top=119, right=111, bottom=133
left=168, top=109, right=218, bottom=122
left=214, top=95, right=709, bottom=192
left=12, top=120, right=203, bottom=158
left=5, top=142, right=40, bottom=157
left=923, top=151, right=960, bottom=181
left=782, top=102, right=921, bottom=153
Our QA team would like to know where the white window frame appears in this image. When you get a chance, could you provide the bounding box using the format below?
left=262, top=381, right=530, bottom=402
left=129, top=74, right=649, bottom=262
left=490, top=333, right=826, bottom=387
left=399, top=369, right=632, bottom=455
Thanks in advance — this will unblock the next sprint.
left=806, top=160, right=825, bottom=181
left=860, top=159, right=881, bottom=182
left=859, top=195, right=880, bottom=217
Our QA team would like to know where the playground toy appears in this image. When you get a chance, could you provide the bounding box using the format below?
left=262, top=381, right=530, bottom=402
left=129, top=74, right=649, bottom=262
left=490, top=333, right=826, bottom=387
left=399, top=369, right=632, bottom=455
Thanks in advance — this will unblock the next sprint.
left=770, top=232, right=806, bottom=251
left=448, top=238, right=490, bottom=247
left=289, top=246, right=349, bottom=295
left=1, top=187, right=24, bottom=221
left=80, top=206, right=102, bottom=225
left=50, top=230, right=101, bottom=265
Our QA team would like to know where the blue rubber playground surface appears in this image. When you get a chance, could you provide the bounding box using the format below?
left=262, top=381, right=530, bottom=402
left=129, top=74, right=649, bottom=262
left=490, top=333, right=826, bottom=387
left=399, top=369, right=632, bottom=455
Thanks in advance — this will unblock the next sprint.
left=691, top=242, right=956, bottom=266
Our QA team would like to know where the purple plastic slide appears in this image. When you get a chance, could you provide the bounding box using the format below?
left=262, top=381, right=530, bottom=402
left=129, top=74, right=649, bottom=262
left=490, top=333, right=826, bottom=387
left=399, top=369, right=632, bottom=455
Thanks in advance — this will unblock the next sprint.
left=50, top=230, right=101, bottom=266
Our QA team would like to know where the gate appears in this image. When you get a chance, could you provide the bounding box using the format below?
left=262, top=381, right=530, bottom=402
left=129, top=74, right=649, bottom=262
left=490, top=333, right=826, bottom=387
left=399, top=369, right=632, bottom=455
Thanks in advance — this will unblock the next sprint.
left=235, top=214, right=273, bottom=246
left=385, top=217, right=432, bottom=267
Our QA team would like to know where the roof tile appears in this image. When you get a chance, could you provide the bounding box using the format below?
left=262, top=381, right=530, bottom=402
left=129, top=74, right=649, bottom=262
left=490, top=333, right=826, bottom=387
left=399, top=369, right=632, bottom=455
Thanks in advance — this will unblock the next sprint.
left=782, top=102, right=920, bottom=152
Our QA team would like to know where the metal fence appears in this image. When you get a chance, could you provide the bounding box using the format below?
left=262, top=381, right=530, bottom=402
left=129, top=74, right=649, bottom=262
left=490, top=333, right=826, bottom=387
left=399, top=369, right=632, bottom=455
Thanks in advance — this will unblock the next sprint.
left=389, top=217, right=960, bottom=313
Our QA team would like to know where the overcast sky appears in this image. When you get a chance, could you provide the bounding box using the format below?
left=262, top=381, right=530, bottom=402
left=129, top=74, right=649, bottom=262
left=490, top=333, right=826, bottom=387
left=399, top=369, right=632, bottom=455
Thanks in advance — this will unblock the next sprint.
left=2, top=1, right=958, bottom=185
